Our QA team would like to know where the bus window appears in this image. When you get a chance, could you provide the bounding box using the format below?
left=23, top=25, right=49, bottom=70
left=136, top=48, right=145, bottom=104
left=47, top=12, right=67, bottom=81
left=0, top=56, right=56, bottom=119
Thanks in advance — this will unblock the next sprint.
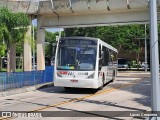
left=57, top=42, right=97, bottom=70
left=112, top=52, right=118, bottom=65
left=102, top=46, right=109, bottom=66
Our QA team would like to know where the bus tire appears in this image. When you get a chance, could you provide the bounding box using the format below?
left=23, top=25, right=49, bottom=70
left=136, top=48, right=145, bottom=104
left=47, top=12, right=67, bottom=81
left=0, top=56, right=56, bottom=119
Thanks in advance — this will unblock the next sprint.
left=99, top=74, right=105, bottom=90
left=112, top=71, right=116, bottom=82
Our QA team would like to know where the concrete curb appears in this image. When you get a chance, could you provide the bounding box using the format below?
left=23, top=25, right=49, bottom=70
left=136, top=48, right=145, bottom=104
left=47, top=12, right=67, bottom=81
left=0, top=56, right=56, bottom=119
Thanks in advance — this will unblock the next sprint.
left=0, top=82, right=54, bottom=97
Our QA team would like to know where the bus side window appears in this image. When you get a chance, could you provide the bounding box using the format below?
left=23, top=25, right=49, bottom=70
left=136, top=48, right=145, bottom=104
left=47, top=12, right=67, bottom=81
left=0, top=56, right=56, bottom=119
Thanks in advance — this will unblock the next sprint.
left=112, top=52, right=118, bottom=64
left=110, top=51, right=114, bottom=64
left=105, top=48, right=110, bottom=65
left=102, top=46, right=109, bottom=66
left=99, top=45, right=102, bottom=70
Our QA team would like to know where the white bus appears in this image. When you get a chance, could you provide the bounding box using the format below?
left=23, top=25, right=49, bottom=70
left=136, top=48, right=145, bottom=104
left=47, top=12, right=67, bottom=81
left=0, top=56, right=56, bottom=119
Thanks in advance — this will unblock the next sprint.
left=54, top=37, right=118, bottom=90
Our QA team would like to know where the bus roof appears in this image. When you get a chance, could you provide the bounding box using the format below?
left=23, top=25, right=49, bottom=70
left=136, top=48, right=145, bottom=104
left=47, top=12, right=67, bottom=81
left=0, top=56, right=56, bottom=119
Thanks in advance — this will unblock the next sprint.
left=60, top=36, right=98, bottom=41
left=98, top=38, right=118, bottom=53
left=60, top=36, right=118, bottom=53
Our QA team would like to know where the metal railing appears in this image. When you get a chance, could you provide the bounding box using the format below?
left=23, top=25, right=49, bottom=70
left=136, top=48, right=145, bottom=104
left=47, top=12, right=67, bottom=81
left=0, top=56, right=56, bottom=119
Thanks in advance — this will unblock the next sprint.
left=0, top=66, right=54, bottom=91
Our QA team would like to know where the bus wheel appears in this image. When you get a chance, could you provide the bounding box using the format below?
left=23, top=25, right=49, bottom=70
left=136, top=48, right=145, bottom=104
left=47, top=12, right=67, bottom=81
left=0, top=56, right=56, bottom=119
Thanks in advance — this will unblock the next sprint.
left=112, top=71, right=116, bottom=82
left=99, top=75, right=105, bottom=90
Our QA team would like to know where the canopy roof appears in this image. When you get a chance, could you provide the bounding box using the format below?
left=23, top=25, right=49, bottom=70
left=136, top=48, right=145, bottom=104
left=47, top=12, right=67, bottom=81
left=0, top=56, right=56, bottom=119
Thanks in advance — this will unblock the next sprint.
left=1, top=0, right=159, bottom=28
left=0, top=0, right=152, bottom=15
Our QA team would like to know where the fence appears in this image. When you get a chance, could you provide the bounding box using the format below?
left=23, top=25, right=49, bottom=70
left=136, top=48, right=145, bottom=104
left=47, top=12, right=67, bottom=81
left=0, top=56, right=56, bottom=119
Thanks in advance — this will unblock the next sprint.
left=0, top=66, right=54, bottom=91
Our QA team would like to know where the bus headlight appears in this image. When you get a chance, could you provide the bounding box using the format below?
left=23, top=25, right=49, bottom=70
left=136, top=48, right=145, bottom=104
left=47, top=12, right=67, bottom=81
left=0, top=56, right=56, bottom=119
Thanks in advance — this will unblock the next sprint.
left=87, top=73, right=95, bottom=79
left=57, top=72, right=62, bottom=77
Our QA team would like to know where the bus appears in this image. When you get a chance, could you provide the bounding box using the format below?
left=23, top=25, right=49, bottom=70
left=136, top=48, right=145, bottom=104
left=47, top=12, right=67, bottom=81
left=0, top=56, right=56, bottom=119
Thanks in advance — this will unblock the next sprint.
left=54, top=37, right=118, bottom=90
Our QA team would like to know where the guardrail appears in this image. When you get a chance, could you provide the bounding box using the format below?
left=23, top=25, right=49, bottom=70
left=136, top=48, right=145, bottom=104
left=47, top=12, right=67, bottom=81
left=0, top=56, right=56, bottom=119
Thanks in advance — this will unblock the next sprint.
left=0, top=66, right=54, bottom=91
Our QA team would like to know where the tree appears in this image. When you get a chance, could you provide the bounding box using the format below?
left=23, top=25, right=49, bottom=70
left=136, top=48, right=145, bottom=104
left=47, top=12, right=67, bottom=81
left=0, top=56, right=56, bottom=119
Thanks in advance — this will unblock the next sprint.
left=0, top=7, right=29, bottom=72
left=124, top=25, right=145, bottom=68
left=0, top=22, right=8, bottom=71
left=45, top=31, right=57, bottom=64
left=65, top=24, right=146, bottom=68
left=45, top=31, right=64, bottom=64
left=0, top=42, right=5, bottom=71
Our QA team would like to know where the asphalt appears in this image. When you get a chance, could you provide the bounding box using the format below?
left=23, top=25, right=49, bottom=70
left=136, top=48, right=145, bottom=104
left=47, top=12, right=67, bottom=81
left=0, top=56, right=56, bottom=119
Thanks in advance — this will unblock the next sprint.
left=0, top=71, right=155, bottom=120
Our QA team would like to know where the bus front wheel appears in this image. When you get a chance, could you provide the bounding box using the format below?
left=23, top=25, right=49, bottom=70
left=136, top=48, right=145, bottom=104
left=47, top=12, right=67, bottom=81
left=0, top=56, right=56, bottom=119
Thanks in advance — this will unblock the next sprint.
left=99, top=75, right=105, bottom=90
left=111, top=71, right=116, bottom=82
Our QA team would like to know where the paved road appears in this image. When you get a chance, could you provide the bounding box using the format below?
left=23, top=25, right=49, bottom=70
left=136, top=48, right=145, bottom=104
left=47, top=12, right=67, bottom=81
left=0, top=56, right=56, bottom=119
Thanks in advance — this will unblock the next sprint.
left=0, top=71, right=151, bottom=120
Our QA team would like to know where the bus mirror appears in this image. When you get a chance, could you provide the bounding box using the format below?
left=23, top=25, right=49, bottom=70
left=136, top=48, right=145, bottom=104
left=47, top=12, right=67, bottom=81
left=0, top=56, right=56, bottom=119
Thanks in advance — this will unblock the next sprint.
left=56, top=36, right=59, bottom=41
left=99, top=51, right=104, bottom=59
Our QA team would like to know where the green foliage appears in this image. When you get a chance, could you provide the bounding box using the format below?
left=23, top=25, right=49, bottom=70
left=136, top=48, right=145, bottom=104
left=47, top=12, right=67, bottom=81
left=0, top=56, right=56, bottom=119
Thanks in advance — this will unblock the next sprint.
left=45, top=31, right=57, bottom=43
left=0, top=7, right=29, bottom=49
left=0, top=7, right=29, bottom=72
left=65, top=24, right=147, bottom=64
left=0, top=45, right=5, bottom=56
left=45, top=31, right=58, bottom=60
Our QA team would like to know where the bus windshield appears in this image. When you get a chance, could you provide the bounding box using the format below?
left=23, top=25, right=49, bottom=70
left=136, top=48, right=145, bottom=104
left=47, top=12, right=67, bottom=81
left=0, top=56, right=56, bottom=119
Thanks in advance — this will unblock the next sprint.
left=56, top=41, right=97, bottom=70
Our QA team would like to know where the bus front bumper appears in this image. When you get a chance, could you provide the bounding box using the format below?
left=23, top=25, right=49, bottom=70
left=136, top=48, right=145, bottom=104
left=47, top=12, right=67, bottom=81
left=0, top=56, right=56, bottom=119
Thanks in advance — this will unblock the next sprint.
left=54, top=78, right=99, bottom=89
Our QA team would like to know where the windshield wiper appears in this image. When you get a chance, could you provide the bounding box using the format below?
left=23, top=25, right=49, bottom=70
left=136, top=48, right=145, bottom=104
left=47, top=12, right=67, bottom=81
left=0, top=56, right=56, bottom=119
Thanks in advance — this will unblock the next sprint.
left=83, top=45, right=88, bottom=53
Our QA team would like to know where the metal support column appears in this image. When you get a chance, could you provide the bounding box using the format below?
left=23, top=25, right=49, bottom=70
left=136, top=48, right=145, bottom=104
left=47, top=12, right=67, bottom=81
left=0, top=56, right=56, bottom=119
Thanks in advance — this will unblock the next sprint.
left=149, top=0, right=160, bottom=119
left=32, top=23, right=36, bottom=71
left=145, top=23, right=148, bottom=72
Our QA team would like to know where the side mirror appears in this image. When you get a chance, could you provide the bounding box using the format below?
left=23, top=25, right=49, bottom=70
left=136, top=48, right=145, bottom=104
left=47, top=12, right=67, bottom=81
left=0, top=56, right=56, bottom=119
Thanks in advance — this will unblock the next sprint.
left=56, top=36, right=59, bottom=42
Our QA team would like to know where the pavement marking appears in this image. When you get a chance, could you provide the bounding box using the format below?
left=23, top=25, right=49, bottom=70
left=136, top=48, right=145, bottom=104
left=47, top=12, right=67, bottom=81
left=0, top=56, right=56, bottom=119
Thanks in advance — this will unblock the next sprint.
left=0, top=77, right=146, bottom=120
left=30, top=78, right=145, bottom=112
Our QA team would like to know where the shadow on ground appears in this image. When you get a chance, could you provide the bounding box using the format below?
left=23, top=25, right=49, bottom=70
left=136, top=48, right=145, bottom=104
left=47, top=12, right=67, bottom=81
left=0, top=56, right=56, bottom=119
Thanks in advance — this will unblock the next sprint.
left=37, top=81, right=113, bottom=95
left=38, top=73, right=151, bottom=110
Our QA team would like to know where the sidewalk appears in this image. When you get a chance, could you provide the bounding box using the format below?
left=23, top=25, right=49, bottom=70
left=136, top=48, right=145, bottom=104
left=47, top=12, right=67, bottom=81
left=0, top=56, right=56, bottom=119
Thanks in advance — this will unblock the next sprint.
left=0, top=82, right=54, bottom=97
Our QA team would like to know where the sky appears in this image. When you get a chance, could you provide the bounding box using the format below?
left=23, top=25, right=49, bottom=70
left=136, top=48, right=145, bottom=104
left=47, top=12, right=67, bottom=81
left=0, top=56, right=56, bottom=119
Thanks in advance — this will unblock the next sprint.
left=32, top=19, right=64, bottom=33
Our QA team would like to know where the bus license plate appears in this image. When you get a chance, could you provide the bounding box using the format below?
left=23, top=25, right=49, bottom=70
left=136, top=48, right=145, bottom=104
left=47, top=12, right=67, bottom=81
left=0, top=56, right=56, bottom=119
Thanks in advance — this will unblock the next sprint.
left=70, top=80, right=78, bottom=83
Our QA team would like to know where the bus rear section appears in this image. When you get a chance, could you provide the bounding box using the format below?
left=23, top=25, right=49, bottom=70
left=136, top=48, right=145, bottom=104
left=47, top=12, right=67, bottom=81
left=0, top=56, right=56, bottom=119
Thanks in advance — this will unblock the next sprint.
left=54, top=37, right=99, bottom=89
left=97, top=40, right=118, bottom=89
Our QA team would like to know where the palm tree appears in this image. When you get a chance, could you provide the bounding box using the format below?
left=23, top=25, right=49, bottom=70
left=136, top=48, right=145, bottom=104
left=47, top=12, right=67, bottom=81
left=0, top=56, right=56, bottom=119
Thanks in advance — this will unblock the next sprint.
left=0, top=7, right=29, bottom=72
